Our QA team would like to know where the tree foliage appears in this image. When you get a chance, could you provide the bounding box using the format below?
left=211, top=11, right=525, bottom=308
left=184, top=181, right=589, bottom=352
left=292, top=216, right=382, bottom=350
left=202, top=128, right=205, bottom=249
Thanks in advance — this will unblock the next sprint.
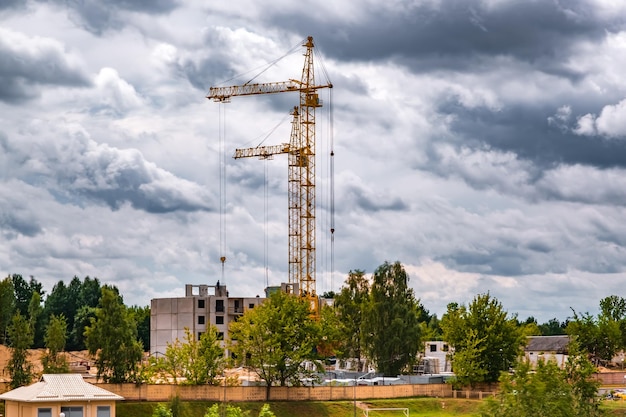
left=567, top=295, right=626, bottom=364
left=85, top=286, right=143, bottom=383
left=203, top=404, right=275, bottom=417
left=12, top=274, right=43, bottom=318
left=152, top=404, right=173, bottom=417
left=7, top=312, right=35, bottom=389
left=228, top=291, right=322, bottom=397
left=481, top=340, right=601, bottom=417
left=539, top=318, right=567, bottom=336
left=441, top=293, right=523, bottom=386
left=0, top=276, right=15, bottom=345
left=44, top=276, right=102, bottom=351
left=316, top=303, right=344, bottom=360
left=28, top=291, right=45, bottom=348
left=130, top=305, right=151, bottom=351
left=149, top=327, right=224, bottom=385
left=333, top=270, right=369, bottom=370
left=42, top=314, right=70, bottom=373
left=362, top=261, right=423, bottom=376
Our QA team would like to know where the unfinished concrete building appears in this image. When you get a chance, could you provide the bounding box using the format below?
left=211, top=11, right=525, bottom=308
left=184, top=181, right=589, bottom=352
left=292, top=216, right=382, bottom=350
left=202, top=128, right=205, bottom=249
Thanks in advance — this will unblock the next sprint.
left=150, top=282, right=264, bottom=355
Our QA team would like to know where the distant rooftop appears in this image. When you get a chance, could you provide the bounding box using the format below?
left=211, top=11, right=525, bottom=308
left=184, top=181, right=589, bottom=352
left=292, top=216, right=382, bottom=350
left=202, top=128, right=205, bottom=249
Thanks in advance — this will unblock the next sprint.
left=525, top=335, right=570, bottom=353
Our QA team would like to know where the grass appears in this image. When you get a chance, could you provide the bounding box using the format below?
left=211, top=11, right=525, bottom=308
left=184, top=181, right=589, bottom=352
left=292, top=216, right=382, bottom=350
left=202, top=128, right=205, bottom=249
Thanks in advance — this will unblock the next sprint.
left=3, top=395, right=626, bottom=417
left=115, top=397, right=626, bottom=417
left=116, top=398, right=485, bottom=417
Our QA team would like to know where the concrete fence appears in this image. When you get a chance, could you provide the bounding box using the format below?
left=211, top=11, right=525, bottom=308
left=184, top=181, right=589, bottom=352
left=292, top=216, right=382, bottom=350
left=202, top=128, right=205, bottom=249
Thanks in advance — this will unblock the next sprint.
left=91, top=383, right=453, bottom=402
left=1, top=372, right=623, bottom=402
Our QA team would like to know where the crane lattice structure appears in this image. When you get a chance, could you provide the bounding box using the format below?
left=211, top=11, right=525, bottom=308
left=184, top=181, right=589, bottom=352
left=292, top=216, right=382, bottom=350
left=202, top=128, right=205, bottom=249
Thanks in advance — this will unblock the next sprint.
left=207, top=36, right=332, bottom=317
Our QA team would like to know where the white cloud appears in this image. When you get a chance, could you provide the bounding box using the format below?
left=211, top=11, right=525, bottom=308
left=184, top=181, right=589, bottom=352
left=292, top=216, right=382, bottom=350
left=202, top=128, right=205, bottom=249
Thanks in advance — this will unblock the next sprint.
left=2, top=0, right=626, bottom=324
left=574, top=99, right=626, bottom=138
left=574, top=113, right=596, bottom=136
left=95, top=67, right=145, bottom=113
left=0, top=26, right=90, bottom=102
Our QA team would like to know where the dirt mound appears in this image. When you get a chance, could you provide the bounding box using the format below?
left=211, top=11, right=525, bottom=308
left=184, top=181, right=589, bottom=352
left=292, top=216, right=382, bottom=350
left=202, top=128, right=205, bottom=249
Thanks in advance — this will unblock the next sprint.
left=0, top=345, right=96, bottom=382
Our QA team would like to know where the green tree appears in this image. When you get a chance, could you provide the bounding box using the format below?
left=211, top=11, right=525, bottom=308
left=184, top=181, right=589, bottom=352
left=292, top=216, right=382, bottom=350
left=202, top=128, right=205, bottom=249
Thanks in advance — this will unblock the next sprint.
left=77, top=276, right=102, bottom=308
left=448, top=329, right=488, bottom=388
left=519, top=317, right=542, bottom=337
left=12, top=274, right=43, bottom=318
left=0, top=276, right=15, bottom=345
left=567, top=295, right=626, bottom=364
left=565, top=340, right=602, bottom=416
left=28, top=291, right=45, bottom=348
left=129, top=305, right=151, bottom=351
left=362, top=261, right=423, bottom=376
left=150, top=336, right=186, bottom=384
left=42, top=314, right=70, bottom=373
left=204, top=404, right=248, bottom=417
left=70, top=305, right=96, bottom=351
left=84, top=286, right=143, bottom=383
left=441, top=293, right=523, bottom=386
left=539, top=318, right=567, bottom=336
left=481, top=340, right=601, bottom=417
left=566, top=311, right=599, bottom=358
left=181, top=326, right=224, bottom=385
left=152, top=404, right=173, bottom=417
left=257, top=404, right=275, bottom=417
left=317, top=303, right=344, bottom=360
left=333, top=270, right=369, bottom=371
left=43, top=280, right=69, bottom=326
left=7, top=312, right=35, bottom=388
left=203, top=404, right=274, bottom=417
left=598, top=295, right=626, bottom=360
left=421, top=313, right=443, bottom=342
left=228, top=291, right=322, bottom=399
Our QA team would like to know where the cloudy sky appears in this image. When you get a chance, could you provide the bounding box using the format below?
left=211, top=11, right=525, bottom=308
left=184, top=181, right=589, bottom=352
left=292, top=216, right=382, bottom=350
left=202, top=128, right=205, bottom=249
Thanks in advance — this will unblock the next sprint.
left=2, top=0, right=626, bottom=323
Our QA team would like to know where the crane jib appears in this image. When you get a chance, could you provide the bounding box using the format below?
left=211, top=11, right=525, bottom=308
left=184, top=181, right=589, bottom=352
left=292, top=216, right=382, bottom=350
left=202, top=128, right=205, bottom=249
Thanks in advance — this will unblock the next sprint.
left=207, top=82, right=332, bottom=101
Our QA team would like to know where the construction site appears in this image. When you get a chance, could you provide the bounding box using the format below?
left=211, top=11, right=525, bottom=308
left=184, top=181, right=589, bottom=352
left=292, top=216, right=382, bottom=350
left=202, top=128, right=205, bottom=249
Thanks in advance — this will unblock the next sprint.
left=151, top=36, right=335, bottom=356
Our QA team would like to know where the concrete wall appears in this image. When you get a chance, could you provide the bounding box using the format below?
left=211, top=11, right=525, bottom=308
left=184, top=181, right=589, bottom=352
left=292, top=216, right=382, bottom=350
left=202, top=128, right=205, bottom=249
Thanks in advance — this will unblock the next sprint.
left=93, top=383, right=452, bottom=402
left=1, top=372, right=623, bottom=404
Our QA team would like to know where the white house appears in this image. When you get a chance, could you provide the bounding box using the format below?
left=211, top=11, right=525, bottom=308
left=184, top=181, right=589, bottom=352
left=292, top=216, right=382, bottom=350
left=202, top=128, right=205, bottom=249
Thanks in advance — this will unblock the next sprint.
left=0, top=374, right=123, bottom=417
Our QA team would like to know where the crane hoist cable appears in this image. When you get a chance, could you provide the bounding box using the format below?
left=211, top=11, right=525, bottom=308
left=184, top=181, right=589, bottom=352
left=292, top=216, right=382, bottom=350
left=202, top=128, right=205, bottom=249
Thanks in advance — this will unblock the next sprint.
left=219, top=103, right=227, bottom=283
left=329, top=88, right=335, bottom=291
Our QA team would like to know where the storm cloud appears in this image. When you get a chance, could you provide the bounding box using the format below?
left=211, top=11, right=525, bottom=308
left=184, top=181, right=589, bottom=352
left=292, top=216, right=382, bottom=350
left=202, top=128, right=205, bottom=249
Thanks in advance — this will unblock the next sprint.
left=1, top=0, right=626, bottom=321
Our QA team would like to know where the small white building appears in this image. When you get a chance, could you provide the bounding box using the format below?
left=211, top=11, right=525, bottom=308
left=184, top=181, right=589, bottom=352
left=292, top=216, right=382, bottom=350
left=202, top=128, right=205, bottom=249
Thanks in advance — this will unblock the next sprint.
left=419, top=341, right=452, bottom=374
left=0, top=374, right=123, bottom=417
left=524, top=335, right=570, bottom=369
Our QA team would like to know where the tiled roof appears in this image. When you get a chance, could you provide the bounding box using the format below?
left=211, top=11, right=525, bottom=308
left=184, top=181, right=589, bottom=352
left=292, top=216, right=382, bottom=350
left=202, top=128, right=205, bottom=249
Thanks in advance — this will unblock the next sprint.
left=525, top=335, right=570, bottom=353
left=0, top=374, right=124, bottom=403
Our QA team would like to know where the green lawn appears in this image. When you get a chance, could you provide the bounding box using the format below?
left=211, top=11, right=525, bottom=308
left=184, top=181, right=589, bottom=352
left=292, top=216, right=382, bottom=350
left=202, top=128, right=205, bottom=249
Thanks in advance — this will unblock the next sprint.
left=115, top=397, right=626, bottom=417
left=3, top=396, right=626, bottom=417
left=116, top=398, right=485, bottom=417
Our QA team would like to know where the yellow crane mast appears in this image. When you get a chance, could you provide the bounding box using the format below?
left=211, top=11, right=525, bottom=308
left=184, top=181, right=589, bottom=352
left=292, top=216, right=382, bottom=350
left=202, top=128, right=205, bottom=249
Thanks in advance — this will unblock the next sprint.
left=207, top=36, right=332, bottom=317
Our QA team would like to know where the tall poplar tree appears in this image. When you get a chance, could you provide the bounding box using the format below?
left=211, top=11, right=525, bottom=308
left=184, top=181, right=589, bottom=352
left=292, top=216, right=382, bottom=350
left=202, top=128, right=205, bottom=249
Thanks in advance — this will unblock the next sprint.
left=0, top=276, right=15, bottom=345
left=362, top=261, right=423, bottom=376
left=334, top=270, right=369, bottom=371
left=7, top=312, right=34, bottom=388
left=42, top=314, right=70, bottom=373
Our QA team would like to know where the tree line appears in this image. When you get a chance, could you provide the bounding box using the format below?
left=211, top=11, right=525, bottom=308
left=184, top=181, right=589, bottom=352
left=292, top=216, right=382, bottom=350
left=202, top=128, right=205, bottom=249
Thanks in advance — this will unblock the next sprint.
left=0, top=274, right=150, bottom=351
left=0, top=263, right=618, bottom=415
left=1, top=274, right=149, bottom=388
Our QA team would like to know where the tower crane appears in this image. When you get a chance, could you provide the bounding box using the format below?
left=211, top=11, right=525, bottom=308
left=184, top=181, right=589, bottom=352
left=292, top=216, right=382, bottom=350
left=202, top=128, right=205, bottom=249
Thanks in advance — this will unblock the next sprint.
left=207, top=36, right=332, bottom=317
